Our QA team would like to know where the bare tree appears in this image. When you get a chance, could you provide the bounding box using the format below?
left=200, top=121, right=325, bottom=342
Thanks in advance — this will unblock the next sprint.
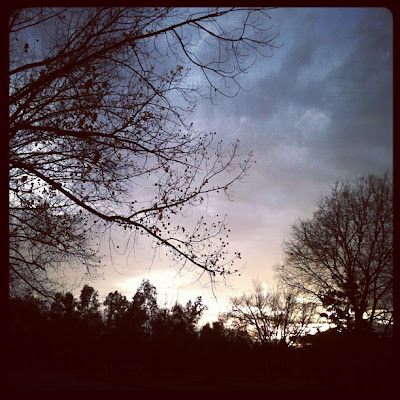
left=276, top=174, right=393, bottom=335
left=223, top=280, right=317, bottom=347
left=9, top=8, right=279, bottom=296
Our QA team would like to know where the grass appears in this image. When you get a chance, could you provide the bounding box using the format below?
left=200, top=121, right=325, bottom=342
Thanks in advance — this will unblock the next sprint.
left=9, top=369, right=332, bottom=392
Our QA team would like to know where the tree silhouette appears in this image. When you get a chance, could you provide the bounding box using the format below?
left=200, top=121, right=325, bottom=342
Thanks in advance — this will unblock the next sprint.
left=131, top=279, right=158, bottom=321
left=78, top=284, right=100, bottom=314
left=147, top=296, right=206, bottom=377
left=276, top=174, right=393, bottom=335
left=224, top=280, right=317, bottom=347
left=9, top=7, right=279, bottom=296
left=117, top=279, right=158, bottom=346
left=103, top=290, right=130, bottom=329
left=50, top=292, right=77, bottom=320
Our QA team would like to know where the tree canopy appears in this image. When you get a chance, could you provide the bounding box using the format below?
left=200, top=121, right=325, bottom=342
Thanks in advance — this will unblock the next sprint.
left=9, top=7, right=279, bottom=297
left=276, top=173, right=393, bottom=334
left=223, top=280, right=317, bottom=347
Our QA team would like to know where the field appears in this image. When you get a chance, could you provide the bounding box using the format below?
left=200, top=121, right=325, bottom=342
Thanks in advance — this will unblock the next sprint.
left=9, top=369, right=331, bottom=392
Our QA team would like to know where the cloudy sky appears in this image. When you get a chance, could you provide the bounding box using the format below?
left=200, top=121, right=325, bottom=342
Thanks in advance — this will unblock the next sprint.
left=74, top=7, right=393, bottom=324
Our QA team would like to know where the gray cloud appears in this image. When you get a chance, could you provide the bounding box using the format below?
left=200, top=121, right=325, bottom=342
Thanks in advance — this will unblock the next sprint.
left=234, top=9, right=390, bottom=178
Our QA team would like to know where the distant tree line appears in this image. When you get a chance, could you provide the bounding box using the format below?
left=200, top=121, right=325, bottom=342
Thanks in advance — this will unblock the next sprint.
left=9, top=277, right=393, bottom=390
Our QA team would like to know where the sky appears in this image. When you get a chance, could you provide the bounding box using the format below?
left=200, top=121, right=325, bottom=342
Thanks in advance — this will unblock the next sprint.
left=71, top=7, right=393, bottom=325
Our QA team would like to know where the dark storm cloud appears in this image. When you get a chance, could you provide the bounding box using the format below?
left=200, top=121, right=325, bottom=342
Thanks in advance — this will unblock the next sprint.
left=218, top=8, right=391, bottom=178
left=189, top=7, right=393, bottom=230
